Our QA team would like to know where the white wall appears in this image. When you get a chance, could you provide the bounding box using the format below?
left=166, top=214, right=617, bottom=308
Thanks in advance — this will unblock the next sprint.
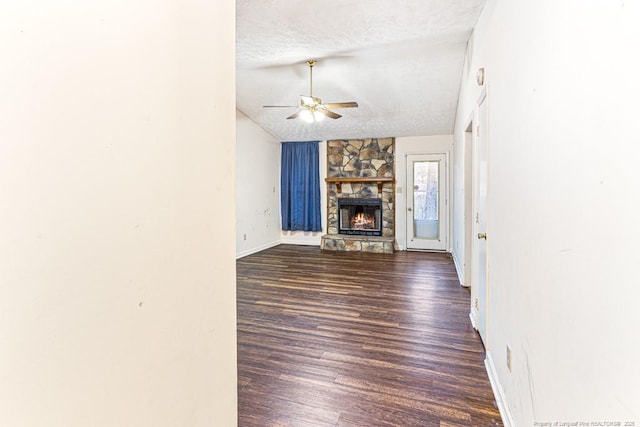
left=454, top=0, right=640, bottom=424
left=280, top=141, right=328, bottom=246
left=236, top=110, right=281, bottom=258
left=395, top=135, right=453, bottom=251
left=0, top=1, right=237, bottom=426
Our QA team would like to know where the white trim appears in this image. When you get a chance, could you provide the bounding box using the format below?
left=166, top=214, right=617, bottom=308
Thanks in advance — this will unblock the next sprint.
left=485, top=351, right=514, bottom=427
left=477, top=86, right=488, bottom=108
left=280, top=233, right=322, bottom=246
left=463, top=114, right=474, bottom=291
left=236, top=240, right=281, bottom=259
left=451, top=249, right=468, bottom=287
left=469, top=311, right=477, bottom=330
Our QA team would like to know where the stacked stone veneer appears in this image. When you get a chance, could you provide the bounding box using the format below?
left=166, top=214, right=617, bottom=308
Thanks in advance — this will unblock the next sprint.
left=321, top=137, right=395, bottom=253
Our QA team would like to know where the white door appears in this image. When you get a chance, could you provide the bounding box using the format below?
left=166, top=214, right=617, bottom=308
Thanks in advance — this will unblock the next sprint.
left=473, top=92, right=489, bottom=345
left=406, top=154, right=448, bottom=251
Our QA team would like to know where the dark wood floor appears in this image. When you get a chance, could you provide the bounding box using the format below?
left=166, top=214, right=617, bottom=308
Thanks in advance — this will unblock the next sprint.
left=237, top=245, right=502, bottom=427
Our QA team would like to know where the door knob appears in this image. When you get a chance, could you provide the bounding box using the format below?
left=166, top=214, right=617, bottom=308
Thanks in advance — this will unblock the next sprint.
left=407, top=207, right=412, bottom=211
left=477, top=233, right=487, bottom=240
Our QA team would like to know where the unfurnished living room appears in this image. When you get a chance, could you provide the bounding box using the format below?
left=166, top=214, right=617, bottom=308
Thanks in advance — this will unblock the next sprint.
left=2, top=0, right=639, bottom=426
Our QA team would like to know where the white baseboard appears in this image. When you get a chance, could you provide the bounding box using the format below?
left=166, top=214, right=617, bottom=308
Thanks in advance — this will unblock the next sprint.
left=236, top=240, right=281, bottom=259
left=485, top=351, right=514, bottom=427
left=469, top=311, right=477, bottom=330
left=451, top=251, right=471, bottom=288
left=280, top=231, right=323, bottom=246
left=451, top=250, right=464, bottom=286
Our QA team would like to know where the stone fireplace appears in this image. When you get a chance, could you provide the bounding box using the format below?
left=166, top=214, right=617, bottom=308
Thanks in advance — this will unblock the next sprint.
left=321, top=138, right=395, bottom=253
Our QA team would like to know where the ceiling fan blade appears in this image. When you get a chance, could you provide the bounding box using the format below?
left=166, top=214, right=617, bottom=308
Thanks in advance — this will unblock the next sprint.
left=322, top=109, right=342, bottom=119
left=263, top=105, right=298, bottom=108
left=324, top=102, right=358, bottom=109
left=286, top=111, right=304, bottom=120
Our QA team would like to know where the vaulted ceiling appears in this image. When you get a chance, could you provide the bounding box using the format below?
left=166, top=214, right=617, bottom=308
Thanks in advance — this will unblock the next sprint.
left=236, top=0, right=486, bottom=142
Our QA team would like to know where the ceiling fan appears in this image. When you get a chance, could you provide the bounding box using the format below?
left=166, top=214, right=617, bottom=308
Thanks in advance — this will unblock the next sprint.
left=263, top=60, right=358, bottom=122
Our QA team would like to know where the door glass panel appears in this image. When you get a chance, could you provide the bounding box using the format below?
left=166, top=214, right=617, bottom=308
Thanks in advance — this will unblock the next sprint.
left=413, top=161, right=439, bottom=239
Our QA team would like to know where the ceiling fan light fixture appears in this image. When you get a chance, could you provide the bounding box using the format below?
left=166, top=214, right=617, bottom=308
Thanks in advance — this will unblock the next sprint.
left=300, top=109, right=325, bottom=123
left=300, top=110, right=313, bottom=123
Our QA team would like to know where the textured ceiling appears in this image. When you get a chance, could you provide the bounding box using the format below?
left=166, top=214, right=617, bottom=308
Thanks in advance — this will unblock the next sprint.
left=236, top=0, right=486, bottom=142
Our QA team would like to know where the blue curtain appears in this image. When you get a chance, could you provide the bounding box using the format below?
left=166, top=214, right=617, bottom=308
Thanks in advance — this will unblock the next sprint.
left=281, top=141, right=322, bottom=232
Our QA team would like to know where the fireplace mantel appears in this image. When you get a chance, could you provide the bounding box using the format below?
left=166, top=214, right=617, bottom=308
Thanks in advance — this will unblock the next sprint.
left=325, top=177, right=395, bottom=193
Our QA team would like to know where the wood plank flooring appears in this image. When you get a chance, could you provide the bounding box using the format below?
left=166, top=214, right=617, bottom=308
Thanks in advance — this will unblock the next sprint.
left=237, top=245, right=502, bottom=427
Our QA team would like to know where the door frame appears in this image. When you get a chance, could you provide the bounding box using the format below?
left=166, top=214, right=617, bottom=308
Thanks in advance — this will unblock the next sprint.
left=405, top=152, right=449, bottom=251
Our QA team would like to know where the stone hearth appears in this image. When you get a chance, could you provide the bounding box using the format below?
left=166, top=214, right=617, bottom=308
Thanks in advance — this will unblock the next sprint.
left=321, top=138, right=395, bottom=253
left=322, top=235, right=395, bottom=253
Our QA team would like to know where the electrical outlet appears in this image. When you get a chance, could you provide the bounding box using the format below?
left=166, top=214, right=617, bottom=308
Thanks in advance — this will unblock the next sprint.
left=475, top=298, right=479, bottom=309
left=243, top=233, right=247, bottom=241
left=506, top=346, right=512, bottom=372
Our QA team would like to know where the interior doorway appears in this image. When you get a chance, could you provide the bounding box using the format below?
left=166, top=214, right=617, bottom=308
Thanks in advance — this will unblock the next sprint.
left=463, top=121, right=473, bottom=288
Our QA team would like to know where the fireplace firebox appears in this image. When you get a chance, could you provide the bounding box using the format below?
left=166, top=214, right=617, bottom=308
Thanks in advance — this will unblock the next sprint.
left=337, top=198, right=382, bottom=236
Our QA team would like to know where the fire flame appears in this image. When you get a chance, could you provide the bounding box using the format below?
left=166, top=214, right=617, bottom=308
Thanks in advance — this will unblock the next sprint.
left=351, top=212, right=376, bottom=229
